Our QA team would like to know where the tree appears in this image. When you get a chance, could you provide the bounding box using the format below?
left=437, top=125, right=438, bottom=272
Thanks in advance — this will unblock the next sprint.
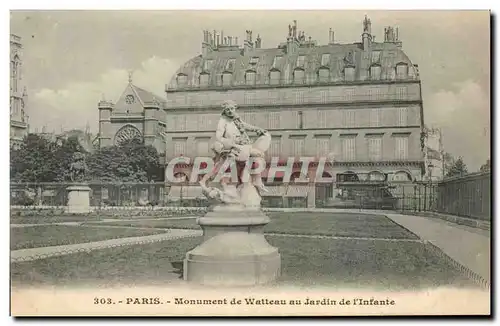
left=480, top=159, right=491, bottom=173
left=53, top=135, right=88, bottom=182
left=446, top=157, right=468, bottom=178
left=10, top=134, right=59, bottom=183
left=88, top=138, right=161, bottom=183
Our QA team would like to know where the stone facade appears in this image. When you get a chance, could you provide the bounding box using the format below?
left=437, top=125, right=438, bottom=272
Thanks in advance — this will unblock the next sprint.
left=97, top=78, right=167, bottom=162
left=164, top=16, right=425, bottom=188
left=10, top=34, right=29, bottom=148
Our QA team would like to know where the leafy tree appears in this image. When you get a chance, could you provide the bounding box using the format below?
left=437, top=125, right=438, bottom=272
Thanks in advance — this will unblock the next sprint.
left=88, top=138, right=161, bottom=182
left=480, top=159, right=491, bottom=173
left=446, top=156, right=468, bottom=178
left=10, top=134, right=59, bottom=183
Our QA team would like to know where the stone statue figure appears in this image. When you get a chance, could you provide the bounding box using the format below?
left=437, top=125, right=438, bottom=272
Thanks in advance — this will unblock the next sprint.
left=199, top=100, right=271, bottom=207
left=70, top=151, right=88, bottom=183
left=288, top=25, right=292, bottom=37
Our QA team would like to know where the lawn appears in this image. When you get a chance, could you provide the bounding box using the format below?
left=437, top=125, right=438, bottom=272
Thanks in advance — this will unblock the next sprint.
left=10, top=225, right=168, bottom=250
left=86, top=212, right=419, bottom=240
left=10, top=215, right=103, bottom=225
left=10, top=235, right=476, bottom=290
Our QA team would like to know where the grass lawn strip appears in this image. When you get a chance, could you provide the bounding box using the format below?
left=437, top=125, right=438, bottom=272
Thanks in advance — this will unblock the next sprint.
left=10, top=235, right=476, bottom=290
left=10, top=225, right=168, bottom=250
left=86, top=212, right=419, bottom=240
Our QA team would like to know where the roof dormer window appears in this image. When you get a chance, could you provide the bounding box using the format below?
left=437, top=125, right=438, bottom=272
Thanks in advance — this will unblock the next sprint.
left=344, top=67, right=355, bottom=82
left=321, top=53, right=331, bottom=66
left=245, top=70, right=256, bottom=85
left=222, top=72, right=232, bottom=87
left=370, top=65, right=381, bottom=80
left=199, top=72, right=210, bottom=87
left=396, top=63, right=408, bottom=79
left=318, top=68, right=330, bottom=83
left=293, top=68, right=305, bottom=84
left=269, top=70, right=280, bottom=85
left=176, top=73, right=188, bottom=87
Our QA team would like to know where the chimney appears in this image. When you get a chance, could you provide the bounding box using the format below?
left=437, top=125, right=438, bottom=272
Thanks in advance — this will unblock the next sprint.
left=286, top=21, right=299, bottom=54
left=235, top=37, right=238, bottom=45
left=362, top=15, right=372, bottom=51
left=255, top=34, right=261, bottom=49
left=202, top=30, right=214, bottom=57
left=244, top=30, right=254, bottom=53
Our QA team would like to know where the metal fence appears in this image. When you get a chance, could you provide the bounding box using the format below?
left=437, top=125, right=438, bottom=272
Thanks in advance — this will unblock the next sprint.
left=10, top=172, right=491, bottom=221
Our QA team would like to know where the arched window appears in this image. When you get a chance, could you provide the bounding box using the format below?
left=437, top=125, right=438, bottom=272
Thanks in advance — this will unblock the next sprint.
left=114, top=125, right=143, bottom=146
left=318, top=68, right=330, bottom=82
left=368, top=171, right=386, bottom=181
left=393, top=171, right=412, bottom=182
left=269, top=70, right=281, bottom=85
left=344, top=66, right=355, bottom=82
left=293, top=69, right=305, bottom=84
left=222, top=72, right=232, bottom=86
left=176, top=73, right=187, bottom=87
left=245, top=70, right=256, bottom=85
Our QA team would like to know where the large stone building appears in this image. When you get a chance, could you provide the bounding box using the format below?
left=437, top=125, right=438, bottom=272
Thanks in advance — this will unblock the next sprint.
left=165, top=16, right=425, bottom=206
left=10, top=34, right=29, bottom=148
left=97, top=75, right=167, bottom=161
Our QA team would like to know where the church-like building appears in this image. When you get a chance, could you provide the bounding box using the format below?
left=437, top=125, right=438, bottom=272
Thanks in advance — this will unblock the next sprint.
left=97, top=75, right=167, bottom=163
left=10, top=34, right=29, bottom=148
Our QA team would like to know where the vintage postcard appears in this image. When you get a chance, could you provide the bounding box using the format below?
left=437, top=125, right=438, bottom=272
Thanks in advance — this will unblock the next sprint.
left=9, top=10, right=491, bottom=316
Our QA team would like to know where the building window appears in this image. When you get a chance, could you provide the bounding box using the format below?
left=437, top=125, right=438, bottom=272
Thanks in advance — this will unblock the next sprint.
left=244, top=91, right=256, bottom=105
left=291, top=137, right=305, bottom=157
left=371, top=51, right=381, bottom=63
left=249, top=57, right=259, bottom=65
left=395, top=136, right=409, bottom=160
left=173, top=138, right=187, bottom=157
left=320, top=91, right=328, bottom=103
left=222, top=73, right=232, bottom=86
left=342, top=110, right=356, bottom=128
left=396, top=64, right=408, bottom=79
left=375, top=87, right=384, bottom=100
left=317, top=110, right=328, bottom=128
left=199, top=73, right=210, bottom=86
left=268, top=112, right=280, bottom=129
left=272, top=55, right=283, bottom=68
left=397, top=108, right=408, bottom=126
left=295, top=90, right=304, bottom=104
left=245, top=71, right=256, bottom=85
left=293, top=69, right=305, bottom=84
left=366, top=88, right=373, bottom=100
left=370, top=65, right=381, bottom=80
left=175, top=115, right=187, bottom=131
left=242, top=112, right=257, bottom=126
left=344, top=67, right=355, bottom=81
left=318, top=68, right=330, bottom=82
left=269, top=70, right=280, bottom=85
left=369, top=109, right=381, bottom=127
left=343, top=88, right=355, bottom=101
left=367, top=136, right=383, bottom=161
left=176, top=74, right=187, bottom=87
left=225, top=58, right=236, bottom=71
left=316, top=137, right=330, bottom=157
left=269, top=138, right=282, bottom=157
left=397, top=86, right=407, bottom=100
left=321, top=53, right=331, bottom=66
left=296, top=55, right=305, bottom=67
left=196, top=138, right=210, bottom=156
left=341, top=136, right=356, bottom=161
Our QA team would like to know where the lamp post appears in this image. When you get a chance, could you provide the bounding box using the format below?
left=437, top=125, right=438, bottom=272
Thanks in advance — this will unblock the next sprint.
left=428, top=163, right=434, bottom=211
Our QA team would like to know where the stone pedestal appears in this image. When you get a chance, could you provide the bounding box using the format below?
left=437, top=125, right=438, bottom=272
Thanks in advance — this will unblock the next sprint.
left=183, top=205, right=281, bottom=286
left=66, top=184, right=91, bottom=214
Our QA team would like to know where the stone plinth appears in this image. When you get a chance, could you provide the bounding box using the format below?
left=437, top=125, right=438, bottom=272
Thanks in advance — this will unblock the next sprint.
left=183, top=205, right=281, bottom=286
left=66, top=184, right=91, bottom=214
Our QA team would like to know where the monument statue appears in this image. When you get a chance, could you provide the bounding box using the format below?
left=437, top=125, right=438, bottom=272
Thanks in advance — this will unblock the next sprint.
left=199, top=100, right=271, bottom=207
left=70, top=151, right=88, bottom=183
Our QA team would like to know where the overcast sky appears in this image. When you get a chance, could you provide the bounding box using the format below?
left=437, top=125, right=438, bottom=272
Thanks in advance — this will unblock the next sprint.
left=10, top=10, right=490, bottom=170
